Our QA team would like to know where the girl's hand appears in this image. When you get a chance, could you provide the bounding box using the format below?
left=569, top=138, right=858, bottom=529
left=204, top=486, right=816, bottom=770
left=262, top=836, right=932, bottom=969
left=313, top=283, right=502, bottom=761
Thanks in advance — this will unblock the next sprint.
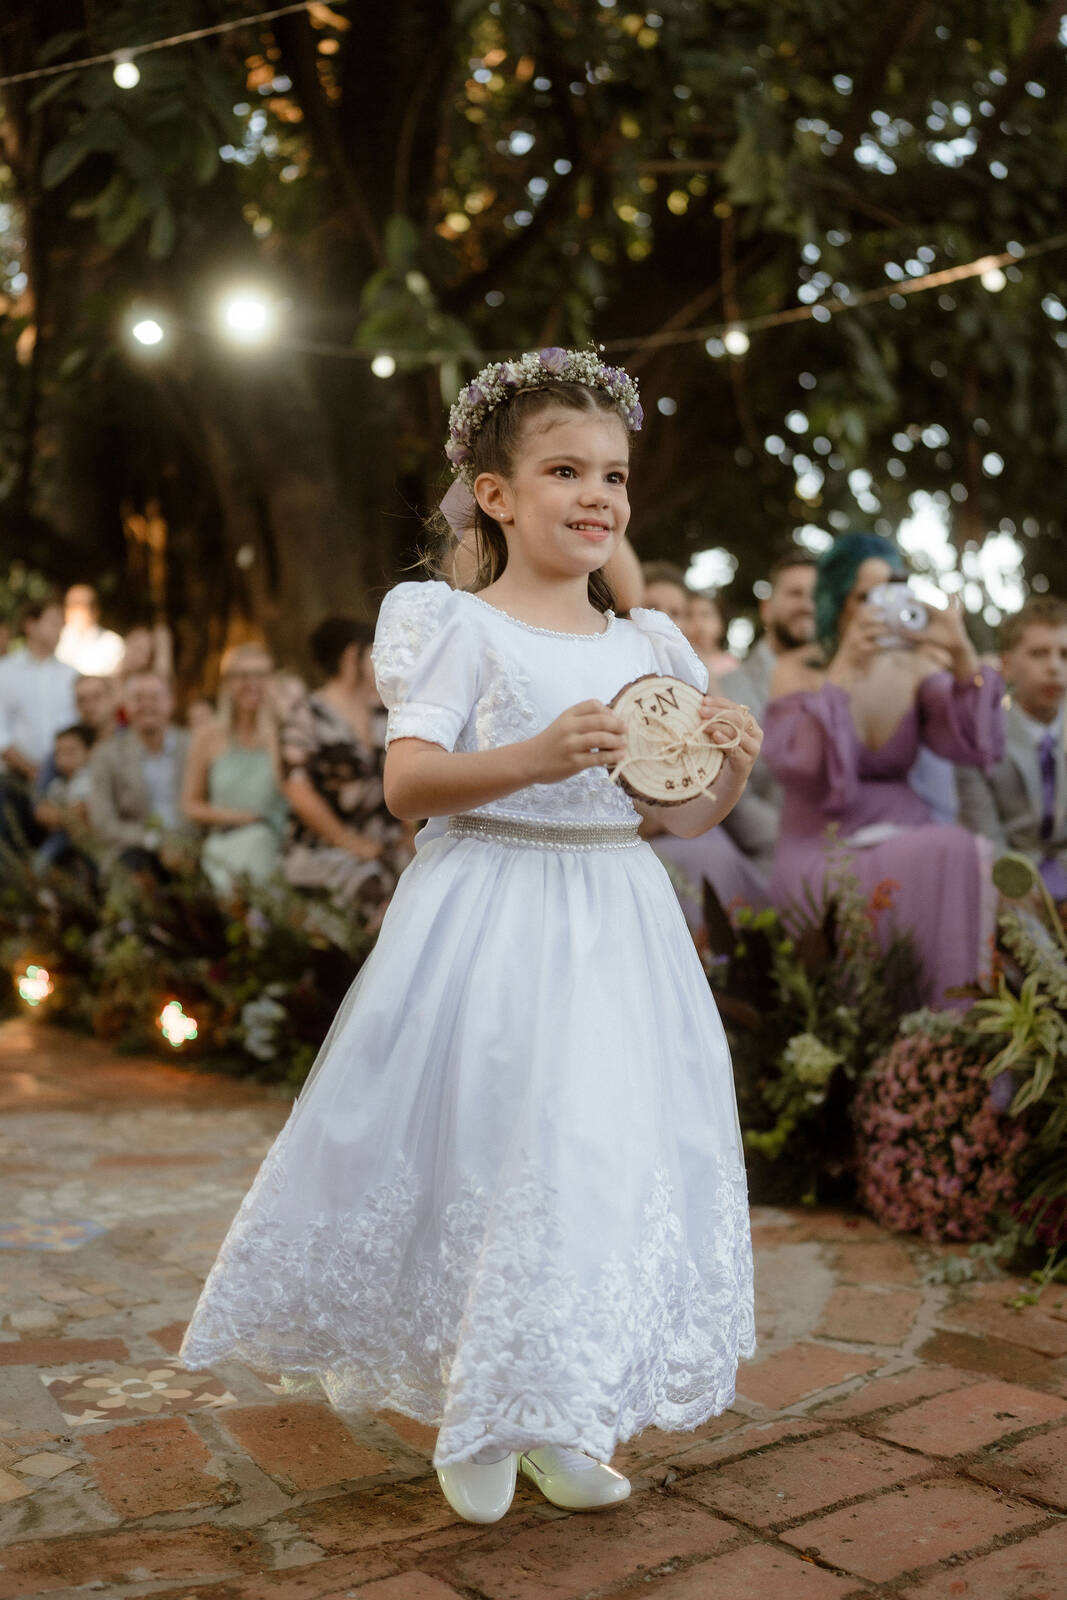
left=522, top=700, right=628, bottom=784
left=701, top=695, right=763, bottom=782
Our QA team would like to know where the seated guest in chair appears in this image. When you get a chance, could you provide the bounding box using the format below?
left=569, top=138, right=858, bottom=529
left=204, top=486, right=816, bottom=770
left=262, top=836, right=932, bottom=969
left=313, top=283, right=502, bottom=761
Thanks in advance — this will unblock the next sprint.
left=88, top=671, right=194, bottom=877
left=722, top=551, right=818, bottom=875
left=762, top=532, right=1005, bottom=1010
left=0, top=596, right=77, bottom=850
left=34, top=723, right=97, bottom=872
left=957, top=596, right=1067, bottom=906
left=182, top=643, right=287, bottom=894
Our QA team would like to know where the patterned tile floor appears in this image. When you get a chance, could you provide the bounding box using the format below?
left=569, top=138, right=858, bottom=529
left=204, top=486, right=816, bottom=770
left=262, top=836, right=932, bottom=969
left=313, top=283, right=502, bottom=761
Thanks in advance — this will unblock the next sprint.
left=1, top=1015, right=1065, bottom=1600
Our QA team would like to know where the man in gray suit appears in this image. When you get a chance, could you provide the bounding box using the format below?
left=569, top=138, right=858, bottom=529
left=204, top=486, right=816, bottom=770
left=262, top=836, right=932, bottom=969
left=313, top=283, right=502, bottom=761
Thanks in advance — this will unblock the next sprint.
left=89, top=670, right=194, bottom=875
left=957, top=596, right=1067, bottom=902
left=720, top=552, right=818, bottom=871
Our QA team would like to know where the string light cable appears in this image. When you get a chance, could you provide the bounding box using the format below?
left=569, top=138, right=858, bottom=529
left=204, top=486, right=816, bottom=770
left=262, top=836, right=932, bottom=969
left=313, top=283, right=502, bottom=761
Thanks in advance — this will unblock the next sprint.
left=146, top=230, right=1067, bottom=364
left=0, top=2, right=325, bottom=90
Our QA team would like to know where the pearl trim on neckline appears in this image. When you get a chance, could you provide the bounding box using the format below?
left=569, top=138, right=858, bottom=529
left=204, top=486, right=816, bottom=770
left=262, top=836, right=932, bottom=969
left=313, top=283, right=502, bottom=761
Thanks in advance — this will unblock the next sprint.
left=459, top=590, right=616, bottom=640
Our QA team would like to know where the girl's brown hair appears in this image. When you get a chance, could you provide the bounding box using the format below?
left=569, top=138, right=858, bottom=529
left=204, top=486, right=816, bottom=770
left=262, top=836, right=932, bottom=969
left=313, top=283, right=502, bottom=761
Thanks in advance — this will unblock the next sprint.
left=428, top=383, right=631, bottom=614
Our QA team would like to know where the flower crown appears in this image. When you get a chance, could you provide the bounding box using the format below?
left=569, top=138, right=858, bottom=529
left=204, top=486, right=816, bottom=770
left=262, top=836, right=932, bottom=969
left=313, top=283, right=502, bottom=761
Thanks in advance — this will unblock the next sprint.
left=445, top=346, right=643, bottom=485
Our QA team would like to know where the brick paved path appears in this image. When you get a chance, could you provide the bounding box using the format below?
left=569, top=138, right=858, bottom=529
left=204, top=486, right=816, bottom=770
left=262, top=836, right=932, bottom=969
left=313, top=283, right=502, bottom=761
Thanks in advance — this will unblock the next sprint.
left=1, top=1016, right=1065, bottom=1600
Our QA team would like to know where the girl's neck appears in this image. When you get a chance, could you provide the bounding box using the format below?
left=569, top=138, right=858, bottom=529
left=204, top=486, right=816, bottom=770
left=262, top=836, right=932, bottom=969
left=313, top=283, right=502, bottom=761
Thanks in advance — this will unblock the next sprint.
left=479, top=572, right=605, bottom=635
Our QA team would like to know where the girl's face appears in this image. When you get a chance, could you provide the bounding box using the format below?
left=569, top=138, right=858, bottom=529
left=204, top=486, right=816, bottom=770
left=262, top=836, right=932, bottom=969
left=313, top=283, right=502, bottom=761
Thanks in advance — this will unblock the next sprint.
left=838, top=556, right=895, bottom=636
left=476, top=409, right=631, bottom=581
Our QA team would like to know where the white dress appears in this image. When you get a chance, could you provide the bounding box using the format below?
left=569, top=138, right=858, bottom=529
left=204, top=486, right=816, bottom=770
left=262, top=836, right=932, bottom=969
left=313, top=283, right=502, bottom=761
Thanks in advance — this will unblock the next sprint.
left=180, top=583, right=755, bottom=1467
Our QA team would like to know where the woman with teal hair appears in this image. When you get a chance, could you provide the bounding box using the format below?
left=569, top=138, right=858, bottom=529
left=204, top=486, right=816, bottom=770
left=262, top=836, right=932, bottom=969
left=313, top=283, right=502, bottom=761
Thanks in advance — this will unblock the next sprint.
left=760, top=531, right=1005, bottom=1009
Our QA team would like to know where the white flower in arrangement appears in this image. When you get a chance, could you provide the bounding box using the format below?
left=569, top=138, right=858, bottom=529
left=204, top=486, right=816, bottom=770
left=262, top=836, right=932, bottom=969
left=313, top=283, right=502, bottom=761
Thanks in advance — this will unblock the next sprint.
left=783, top=1031, right=844, bottom=1094
left=446, top=347, right=643, bottom=485
left=240, top=989, right=289, bottom=1061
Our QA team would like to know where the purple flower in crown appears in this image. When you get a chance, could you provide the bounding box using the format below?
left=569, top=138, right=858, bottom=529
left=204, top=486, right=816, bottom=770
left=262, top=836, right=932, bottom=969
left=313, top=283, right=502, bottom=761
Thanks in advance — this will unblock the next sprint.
left=498, top=361, right=521, bottom=387
left=466, top=380, right=487, bottom=407
left=630, top=400, right=644, bottom=429
left=446, top=439, right=472, bottom=466
left=539, top=346, right=568, bottom=374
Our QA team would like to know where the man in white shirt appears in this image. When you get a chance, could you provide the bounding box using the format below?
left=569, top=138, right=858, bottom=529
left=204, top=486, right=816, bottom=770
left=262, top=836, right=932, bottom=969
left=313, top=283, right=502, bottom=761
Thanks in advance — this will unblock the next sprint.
left=56, top=585, right=125, bottom=676
left=0, top=597, right=78, bottom=847
left=957, top=596, right=1067, bottom=903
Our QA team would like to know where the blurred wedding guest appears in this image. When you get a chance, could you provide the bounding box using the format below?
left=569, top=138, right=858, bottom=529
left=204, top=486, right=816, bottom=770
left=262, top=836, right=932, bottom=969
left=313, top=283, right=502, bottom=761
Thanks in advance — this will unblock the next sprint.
left=957, top=596, right=1067, bottom=904
left=280, top=617, right=408, bottom=908
left=56, top=585, right=124, bottom=676
left=685, top=590, right=738, bottom=678
left=181, top=643, right=287, bottom=894
left=34, top=724, right=96, bottom=870
left=0, top=617, right=11, bottom=658
left=720, top=552, right=818, bottom=874
left=120, top=620, right=174, bottom=682
left=641, top=560, right=689, bottom=627
left=762, top=532, right=1005, bottom=1010
left=0, top=596, right=77, bottom=848
left=74, top=674, right=121, bottom=742
left=32, top=673, right=121, bottom=811
left=645, top=818, right=769, bottom=935
left=88, top=670, right=193, bottom=875
left=184, top=696, right=217, bottom=733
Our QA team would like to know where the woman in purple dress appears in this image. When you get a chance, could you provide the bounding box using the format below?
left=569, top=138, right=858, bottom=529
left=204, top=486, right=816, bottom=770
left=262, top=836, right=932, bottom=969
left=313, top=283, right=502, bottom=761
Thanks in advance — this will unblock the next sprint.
left=762, top=534, right=1005, bottom=1009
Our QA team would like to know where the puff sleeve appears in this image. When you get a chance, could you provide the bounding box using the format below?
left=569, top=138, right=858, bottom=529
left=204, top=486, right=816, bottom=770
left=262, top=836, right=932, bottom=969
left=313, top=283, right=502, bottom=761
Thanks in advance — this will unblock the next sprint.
left=627, top=607, right=709, bottom=693
left=372, top=582, right=481, bottom=751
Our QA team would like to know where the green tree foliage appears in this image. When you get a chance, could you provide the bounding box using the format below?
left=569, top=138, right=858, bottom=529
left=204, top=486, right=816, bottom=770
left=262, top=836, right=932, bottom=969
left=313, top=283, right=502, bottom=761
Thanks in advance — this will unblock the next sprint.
left=1, top=1, right=1065, bottom=669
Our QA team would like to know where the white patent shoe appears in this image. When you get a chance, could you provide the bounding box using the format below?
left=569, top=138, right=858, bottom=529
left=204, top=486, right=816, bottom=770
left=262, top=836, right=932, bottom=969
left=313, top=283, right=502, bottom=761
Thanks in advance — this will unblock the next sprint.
left=436, top=1450, right=517, bottom=1524
left=519, top=1445, right=631, bottom=1511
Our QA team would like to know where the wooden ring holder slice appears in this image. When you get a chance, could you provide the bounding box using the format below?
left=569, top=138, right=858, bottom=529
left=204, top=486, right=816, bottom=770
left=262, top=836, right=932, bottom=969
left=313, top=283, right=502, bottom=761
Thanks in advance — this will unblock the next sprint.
left=609, top=672, right=733, bottom=806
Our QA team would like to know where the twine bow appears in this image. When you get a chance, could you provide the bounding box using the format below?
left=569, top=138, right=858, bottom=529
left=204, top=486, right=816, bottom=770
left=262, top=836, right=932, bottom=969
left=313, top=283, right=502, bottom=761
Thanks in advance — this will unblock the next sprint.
left=609, top=708, right=747, bottom=798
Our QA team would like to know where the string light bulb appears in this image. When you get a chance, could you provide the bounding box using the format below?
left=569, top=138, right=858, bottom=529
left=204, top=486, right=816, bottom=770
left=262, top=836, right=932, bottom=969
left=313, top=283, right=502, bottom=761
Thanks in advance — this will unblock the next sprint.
left=131, top=317, right=165, bottom=346
left=158, top=1000, right=198, bottom=1047
left=723, top=327, right=751, bottom=356
left=112, top=53, right=141, bottom=89
left=218, top=287, right=276, bottom=344
left=981, top=267, right=1007, bottom=292
left=371, top=354, right=396, bottom=378
left=17, top=965, right=53, bottom=1007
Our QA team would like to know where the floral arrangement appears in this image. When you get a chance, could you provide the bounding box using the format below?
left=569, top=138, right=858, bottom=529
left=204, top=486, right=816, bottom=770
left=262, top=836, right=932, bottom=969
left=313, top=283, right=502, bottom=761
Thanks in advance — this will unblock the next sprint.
left=972, top=854, right=1067, bottom=1255
left=703, top=852, right=919, bottom=1201
left=853, top=1011, right=1028, bottom=1242
left=0, top=854, right=376, bottom=1088
left=446, top=347, right=643, bottom=481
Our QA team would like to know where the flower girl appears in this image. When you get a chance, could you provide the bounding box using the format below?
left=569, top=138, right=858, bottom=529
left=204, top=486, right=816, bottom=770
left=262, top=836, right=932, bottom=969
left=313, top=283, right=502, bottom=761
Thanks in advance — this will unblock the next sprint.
left=181, top=348, right=758, bottom=1523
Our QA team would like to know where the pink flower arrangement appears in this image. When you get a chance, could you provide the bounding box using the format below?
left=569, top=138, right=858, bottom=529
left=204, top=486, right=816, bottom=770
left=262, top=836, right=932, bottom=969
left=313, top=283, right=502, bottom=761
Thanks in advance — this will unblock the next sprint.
left=854, top=1028, right=1028, bottom=1242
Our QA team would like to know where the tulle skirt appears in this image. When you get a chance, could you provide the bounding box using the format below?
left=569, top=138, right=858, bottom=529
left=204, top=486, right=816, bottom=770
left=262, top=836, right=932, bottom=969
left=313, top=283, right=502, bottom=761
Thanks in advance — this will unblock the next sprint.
left=180, top=831, right=755, bottom=1466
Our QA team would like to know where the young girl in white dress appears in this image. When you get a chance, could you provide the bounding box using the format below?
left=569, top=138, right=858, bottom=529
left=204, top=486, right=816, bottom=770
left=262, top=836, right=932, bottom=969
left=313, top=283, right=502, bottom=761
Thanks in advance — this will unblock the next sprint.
left=180, top=348, right=758, bottom=1524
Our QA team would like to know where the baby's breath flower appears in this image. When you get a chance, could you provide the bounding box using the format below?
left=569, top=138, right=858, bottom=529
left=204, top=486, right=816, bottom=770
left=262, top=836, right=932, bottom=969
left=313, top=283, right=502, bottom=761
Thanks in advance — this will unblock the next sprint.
left=446, top=347, right=642, bottom=486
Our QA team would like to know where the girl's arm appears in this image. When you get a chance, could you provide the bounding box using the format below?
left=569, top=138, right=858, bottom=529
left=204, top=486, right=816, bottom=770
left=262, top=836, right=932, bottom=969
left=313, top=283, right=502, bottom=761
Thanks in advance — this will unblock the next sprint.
left=384, top=701, right=628, bottom=821
left=638, top=694, right=764, bottom=839
left=181, top=727, right=262, bottom=828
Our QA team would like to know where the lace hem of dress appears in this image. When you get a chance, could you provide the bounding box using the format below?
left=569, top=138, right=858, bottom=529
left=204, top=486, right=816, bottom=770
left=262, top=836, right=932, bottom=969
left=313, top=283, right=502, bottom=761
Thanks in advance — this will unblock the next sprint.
left=179, top=1148, right=755, bottom=1467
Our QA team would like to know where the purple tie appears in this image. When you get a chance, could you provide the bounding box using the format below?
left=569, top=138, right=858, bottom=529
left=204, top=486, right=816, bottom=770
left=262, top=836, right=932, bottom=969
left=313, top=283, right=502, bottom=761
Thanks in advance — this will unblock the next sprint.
left=1037, top=730, right=1067, bottom=901
left=1038, top=731, right=1056, bottom=841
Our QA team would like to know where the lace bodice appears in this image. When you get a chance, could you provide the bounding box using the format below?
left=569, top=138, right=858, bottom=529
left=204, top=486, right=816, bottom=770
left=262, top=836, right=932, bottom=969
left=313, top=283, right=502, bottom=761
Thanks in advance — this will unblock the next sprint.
left=372, top=582, right=708, bottom=826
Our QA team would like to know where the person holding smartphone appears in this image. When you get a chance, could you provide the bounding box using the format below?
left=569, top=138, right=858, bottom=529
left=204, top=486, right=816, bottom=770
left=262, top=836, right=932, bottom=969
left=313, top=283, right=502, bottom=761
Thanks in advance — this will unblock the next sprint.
left=761, top=532, right=1005, bottom=1010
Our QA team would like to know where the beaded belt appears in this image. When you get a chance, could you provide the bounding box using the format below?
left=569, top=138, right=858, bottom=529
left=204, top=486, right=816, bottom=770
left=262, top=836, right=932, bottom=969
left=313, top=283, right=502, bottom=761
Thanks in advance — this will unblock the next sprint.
left=447, top=813, right=641, bottom=852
